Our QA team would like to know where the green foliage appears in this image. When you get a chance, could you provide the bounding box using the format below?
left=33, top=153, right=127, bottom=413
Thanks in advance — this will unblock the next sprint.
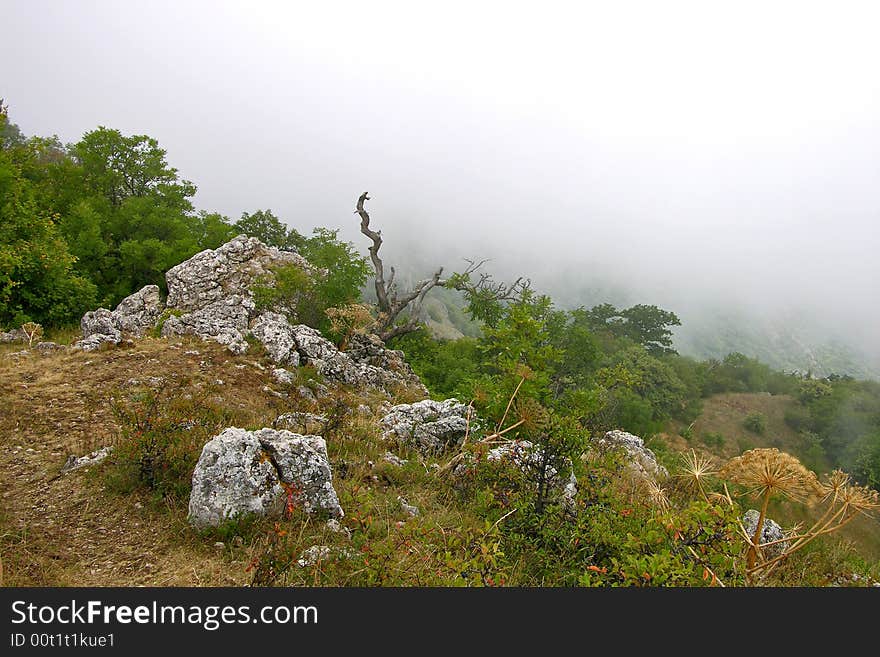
left=74, top=127, right=195, bottom=208
left=234, top=209, right=294, bottom=249
left=789, top=375, right=880, bottom=485
left=389, top=330, right=480, bottom=398
left=253, top=228, right=369, bottom=334
left=701, top=431, right=725, bottom=448
left=461, top=446, right=743, bottom=586
left=104, top=380, right=237, bottom=502
left=0, top=150, right=96, bottom=327
left=576, top=302, right=681, bottom=355
left=743, top=412, right=767, bottom=435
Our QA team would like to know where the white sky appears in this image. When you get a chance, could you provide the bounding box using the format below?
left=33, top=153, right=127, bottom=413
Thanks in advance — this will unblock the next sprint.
left=2, top=1, right=879, bottom=353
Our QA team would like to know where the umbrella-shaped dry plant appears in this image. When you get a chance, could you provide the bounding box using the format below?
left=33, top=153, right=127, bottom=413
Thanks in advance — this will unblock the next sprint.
left=718, top=448, right=880, bottom=583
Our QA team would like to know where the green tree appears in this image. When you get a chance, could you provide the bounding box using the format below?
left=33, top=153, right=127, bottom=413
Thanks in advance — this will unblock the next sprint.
left=234, top=209, right=294, bottom=249
left=619, top=304, right=681, bottom=355
left=74, top=127, right=195, bottom=208
left=0, top=149, right=95, bottom=327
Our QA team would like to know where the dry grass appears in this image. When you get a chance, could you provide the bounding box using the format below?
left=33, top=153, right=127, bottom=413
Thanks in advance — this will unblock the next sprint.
left=0, top=336, right=327, bottom=586
left=683, top=393, right=815, bottom=461
left=0, top=334, right=465, bottom=586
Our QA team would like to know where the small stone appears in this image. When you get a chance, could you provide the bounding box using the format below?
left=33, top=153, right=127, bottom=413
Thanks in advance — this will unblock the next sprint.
left=397, top=496, right=420, bottom=517
left=382, top=452, right=408, bottom=467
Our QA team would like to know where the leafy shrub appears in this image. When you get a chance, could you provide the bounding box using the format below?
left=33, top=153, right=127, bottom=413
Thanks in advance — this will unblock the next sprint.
left=742, top=412, right=766, bottom=435
left=701, top=431, right=725, bottom=448
left=784, top=405, right=811, bottom=433
left=104, top=379, right=238, bottom=501
left=253, top=228, right=370, bottom=335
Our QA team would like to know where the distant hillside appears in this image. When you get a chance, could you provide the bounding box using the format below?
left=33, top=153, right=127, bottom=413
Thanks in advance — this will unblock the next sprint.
left=672, top=308, right=880, bottom=381
left=664, top=392, right=880, bottom=562
left=423, top=282, right=880, bottom=380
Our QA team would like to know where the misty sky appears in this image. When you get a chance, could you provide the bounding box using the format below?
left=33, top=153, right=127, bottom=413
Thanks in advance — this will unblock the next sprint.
left=2, top=1, right=879, bottom=353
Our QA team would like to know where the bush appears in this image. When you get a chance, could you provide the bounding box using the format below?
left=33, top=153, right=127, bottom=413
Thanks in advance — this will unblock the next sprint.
left=253, top=228, right=370, bottom=335
left=742, top=412, right=766, bottom=435
left=784, top=405, right=811, bottom=433
left=701, top=431, right=725, bottom=448
left=104, top=379, right=238, bottom=502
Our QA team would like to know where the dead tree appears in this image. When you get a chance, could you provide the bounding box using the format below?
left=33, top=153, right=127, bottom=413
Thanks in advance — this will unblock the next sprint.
left=356, top=192, right=530, bottom=341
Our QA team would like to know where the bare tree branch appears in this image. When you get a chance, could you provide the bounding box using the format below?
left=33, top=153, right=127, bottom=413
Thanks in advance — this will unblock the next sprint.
left=356, top=192, right=446, bottom=341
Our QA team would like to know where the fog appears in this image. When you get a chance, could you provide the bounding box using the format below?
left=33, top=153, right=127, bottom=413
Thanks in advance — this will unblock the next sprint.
left=3, top=1, right=879, bottom=369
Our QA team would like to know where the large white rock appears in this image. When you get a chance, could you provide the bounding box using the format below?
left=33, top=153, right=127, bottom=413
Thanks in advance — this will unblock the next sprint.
left=165, top=235, right=309, bottom=312
left=75, top=285, right=163, bottom=349
left=162, top=236, right=311, bottom=353
left=380, top=399, right=474, bottom=454
left=595, top=429, right=668, bottom=481
left=187, top=427, right=343, bottom=528
left=250, top=312, right=301, bottom=366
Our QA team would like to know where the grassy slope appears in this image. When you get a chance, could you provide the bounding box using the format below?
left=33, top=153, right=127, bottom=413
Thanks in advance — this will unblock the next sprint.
left=665, top=392, right=880, bottom=562
left=2, top=339, right=877, bottom=585
left=0, top=336, right=483, bottom=586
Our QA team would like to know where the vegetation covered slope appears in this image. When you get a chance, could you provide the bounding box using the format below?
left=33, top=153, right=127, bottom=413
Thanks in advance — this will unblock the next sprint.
left=2, top=103, right=878, bottom=587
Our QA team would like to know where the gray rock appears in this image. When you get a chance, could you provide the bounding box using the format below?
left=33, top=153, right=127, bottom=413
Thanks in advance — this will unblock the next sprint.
left=250, top=312, right=301, bottom=366
left=73, top=332, right=120, bottom=352
left=111, top=285, right=163, bottom=337
left=742, top=509, right=788, bottom=558
left=289, top=324, right=427, bottom=395
left=60, top=446, right=112, bottom=474
left=325, top=518, right=352, bottom=539
left=81, top=285, right=162, bottom=339
left=272, top=368, right=295, bottom=385
left=397, top=496, right=420, bottom=517
left=595, top=430, right=668, bottom=481
left=275, top=412, right=328, bottom=434
left=76, top=285, right=162, bottom=349
left=380, top=399, right=475, bottom=454
left=80, top=307, right=120, bottom=340
left=0, top=328, right=26, bottom=343
left=345, top=332, right=426, bottom=394
left=187, top=427, right=342, bottom=528
left=165, top=235, right=310, bottom=313
left=289, top=324, right=340, bottom=363
left=35, top=341, right=63, bottom=352
left=163, top=236, right=311, bottom=353
left=382, top=451, right=408, bottom=467
left=161, top=295, right=253, bottom=355
left=296, top=385, right=318, bottom=403
left=296, top=545, right=355, bottom=568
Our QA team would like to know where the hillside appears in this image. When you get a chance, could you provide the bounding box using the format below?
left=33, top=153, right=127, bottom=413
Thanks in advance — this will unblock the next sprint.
left=667, top=392, right=880, bottom=564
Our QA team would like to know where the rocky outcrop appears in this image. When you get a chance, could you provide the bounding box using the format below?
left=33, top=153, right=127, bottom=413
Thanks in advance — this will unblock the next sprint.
left=594, top=430, right=668, bottom=481
left=75, top=285, right=163, bottom=350
left=742, top=509, right=788, bottom=558
left=345, top=332, right=426, bottom=394
left=162, top=296, right=253, bottom=355
left=0, top=328, right=27, bottom=343
left=250, top=312, right=301, bottom=366
left=161, top=236, right=311, bottom=353
left=69, top=235, right=429, bottom=395
left=380, top=399, right=474, bottom=454
left=165, top=235, right=309, bottom=312
left=250, top=315, right=428, bottom=396
left=111, top=285, right=164, bottom=336
left=187, top=427, right=343, bottom=528
left=487, top=440, right=578, bottom=510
